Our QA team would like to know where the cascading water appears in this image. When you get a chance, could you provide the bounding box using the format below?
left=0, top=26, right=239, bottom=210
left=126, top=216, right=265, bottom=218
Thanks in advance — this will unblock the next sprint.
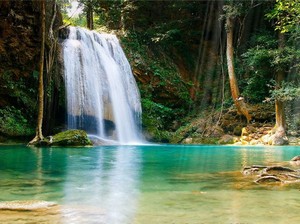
left=63, top=26, right=142, bottom=144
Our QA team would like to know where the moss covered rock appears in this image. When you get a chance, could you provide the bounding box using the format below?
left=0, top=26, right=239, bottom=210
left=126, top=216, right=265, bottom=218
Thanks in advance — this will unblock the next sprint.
left=43, top=130, right=92, bottom=147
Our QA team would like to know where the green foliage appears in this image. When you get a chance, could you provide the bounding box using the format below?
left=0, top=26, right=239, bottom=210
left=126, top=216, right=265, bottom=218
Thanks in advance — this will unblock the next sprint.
left=63, top=14, right=87, bottom=27
left=222, top=2, right=243, bottom=19
left=0, top=71, right=38, bottom=138
left=141, top=98, right=177, bottom=141
left=121, top=32, right=192, bottom=109
left=0, top=106, right=35, bottom=137
left=241, top=32, right=275, bottom=103
left=221, top=0, right=259, bottom=21
left=271, top=46, right=300, bottom=72
left=120, top=31, right=193, bottom=142
left=0, top=71, right=37, bottom=110
left=142, top=98, right=174, bottom=129
left=266, top=0, right=300, bottom=33
left=241, top=31, right=300, bottom=103
left=242, top=76, right=271, bottom=103
left=270, top=81, right=300, bottom=102
left=58, top=0, right=87, bottom=27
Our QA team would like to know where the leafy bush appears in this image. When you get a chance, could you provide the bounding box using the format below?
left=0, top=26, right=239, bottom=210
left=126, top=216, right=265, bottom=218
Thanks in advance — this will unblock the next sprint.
left=241, top=76, right=271, bottom=103
left=142, top=98, right=174, bottom=129
left=0, top=71, right=37, bottom=110
left=241, top=32, right=277, bottom=103
left=0, top=106, right=35, bottom=137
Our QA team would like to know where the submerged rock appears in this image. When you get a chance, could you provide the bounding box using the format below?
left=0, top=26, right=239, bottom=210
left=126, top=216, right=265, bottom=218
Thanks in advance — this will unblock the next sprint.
left=0, top=200, right=56, bottom=211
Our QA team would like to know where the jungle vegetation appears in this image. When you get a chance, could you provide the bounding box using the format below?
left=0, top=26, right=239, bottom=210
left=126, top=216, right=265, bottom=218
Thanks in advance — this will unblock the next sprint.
left=0, top=0, right=299, bottom=144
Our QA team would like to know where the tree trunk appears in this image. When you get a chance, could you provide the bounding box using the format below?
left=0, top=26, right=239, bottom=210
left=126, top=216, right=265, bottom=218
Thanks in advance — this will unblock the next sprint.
left=275, top=33, right=286, bottom=130
left=270, top=33, right=287, bottom=145
left=226, top=17, right=251, bottom=123
left=29, top=0, right=45, bottom=145
left=86, top=3, right=94, bottom=30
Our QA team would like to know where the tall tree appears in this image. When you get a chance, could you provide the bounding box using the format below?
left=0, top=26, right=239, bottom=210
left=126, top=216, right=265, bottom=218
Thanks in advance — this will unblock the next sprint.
left=86, top=0, right=94, bottom=29
left=223, top=3, right=252, bottom=123
left=77, top=0, right=97, bottom=29
left=271, top=32, right=287, bottom=144
left=265, top=0, right=300, bottom=144
left=29, top=0, right=45, bottom=145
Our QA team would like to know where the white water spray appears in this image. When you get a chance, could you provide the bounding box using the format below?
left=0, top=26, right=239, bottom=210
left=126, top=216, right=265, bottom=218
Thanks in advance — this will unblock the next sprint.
left=63, top=27, right=142, bottom=144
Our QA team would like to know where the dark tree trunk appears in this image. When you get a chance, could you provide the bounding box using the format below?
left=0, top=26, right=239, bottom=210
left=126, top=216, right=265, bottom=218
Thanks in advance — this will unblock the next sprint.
left=86, top=3, right=94, bottom=30
left=29, top=0, right=45, bottom=145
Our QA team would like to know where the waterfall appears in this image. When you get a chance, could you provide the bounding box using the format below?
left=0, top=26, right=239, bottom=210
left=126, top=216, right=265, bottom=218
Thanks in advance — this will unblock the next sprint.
left=63, top=27, right=142, bottom=144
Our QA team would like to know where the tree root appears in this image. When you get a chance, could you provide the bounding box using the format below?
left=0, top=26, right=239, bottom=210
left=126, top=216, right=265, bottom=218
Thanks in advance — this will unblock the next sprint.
left=264, top=166, right=295, bottom=173
left=255, top=175, right=282, bottom=184
left=242, top=159, right=300, bottom=185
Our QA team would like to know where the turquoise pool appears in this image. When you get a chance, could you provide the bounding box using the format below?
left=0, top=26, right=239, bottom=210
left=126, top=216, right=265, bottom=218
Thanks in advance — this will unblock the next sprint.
left=0, top=144, right=300, bottom=223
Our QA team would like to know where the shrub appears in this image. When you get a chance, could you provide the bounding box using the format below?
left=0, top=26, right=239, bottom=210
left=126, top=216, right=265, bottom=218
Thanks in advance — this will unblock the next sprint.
left=0, top=106, right=35, bottom=137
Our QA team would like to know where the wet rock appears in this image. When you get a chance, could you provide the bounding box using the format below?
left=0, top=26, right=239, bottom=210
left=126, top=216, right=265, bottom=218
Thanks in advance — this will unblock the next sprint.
left=183, top=137, right=193, bottom=144
left=267, top=127, right=289, bottom=146
left=88, top=135, right=117, bottom=145
left=241, top=127, right=249, bottom=136
left=249, top=139, right=261, bottom=145
left=218, top=134, right=235, bottom=144
left=271, top=135, right=289, bottom=146
left=241, top=135, right=250, bottom=141
left=40, top=130, right=92, bottom=147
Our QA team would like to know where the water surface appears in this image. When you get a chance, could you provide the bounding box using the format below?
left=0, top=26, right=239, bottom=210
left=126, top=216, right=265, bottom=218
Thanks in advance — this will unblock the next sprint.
left=0, top=144, right=300, bottom=223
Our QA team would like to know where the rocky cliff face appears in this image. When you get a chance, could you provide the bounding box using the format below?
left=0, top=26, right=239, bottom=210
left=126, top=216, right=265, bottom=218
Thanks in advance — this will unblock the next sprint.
left=0, top=0, right=63, bottom=138
left=0, top=1, right=40, bottom=80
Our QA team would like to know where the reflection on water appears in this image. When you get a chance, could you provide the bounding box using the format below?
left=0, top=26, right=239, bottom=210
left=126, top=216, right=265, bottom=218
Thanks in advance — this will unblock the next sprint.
left=0, top=145, right=141, bottom=224
left=0, top=145, right=300, bottom=223
left=61, top=147, right=140, bottom=223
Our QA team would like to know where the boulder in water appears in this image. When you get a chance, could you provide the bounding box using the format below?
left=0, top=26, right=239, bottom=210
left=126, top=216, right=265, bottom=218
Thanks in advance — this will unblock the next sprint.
left=51, top=130, right=92, bottom=146
left=39, top=130, right=92, bottom=147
